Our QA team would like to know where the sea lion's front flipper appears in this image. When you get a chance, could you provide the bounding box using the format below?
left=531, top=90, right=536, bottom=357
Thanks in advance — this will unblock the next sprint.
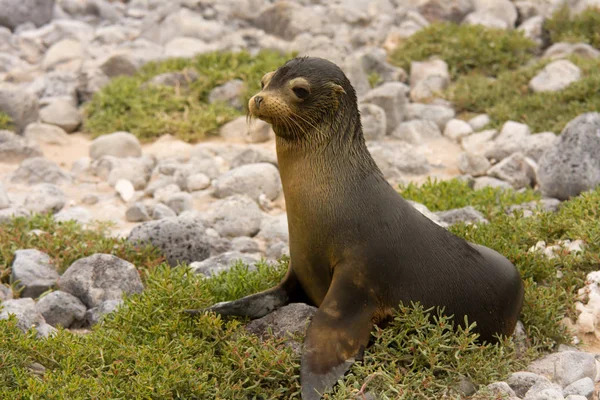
left=300, top=274, right=376, bottom=400
left=185, top=263, right=307, bottom=319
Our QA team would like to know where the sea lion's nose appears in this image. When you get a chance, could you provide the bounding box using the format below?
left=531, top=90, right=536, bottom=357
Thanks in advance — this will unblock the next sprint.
left=254, top=96, right=263, bottom=109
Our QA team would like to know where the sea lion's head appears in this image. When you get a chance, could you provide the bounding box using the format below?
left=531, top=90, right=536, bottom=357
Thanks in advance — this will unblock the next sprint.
left=248, top=57, right=357, bottom=140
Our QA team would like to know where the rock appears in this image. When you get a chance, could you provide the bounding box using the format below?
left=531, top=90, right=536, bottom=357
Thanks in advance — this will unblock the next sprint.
left=266, top=241, right=289, bottom=260
left=54, top=207, right=92, bottom=224
left=190, top=251, right=260, bottom=277
left=508, top=372, right=553, bottom=398
left=506, top=198, right=562, bottom=217
left=391, top=119, right=441, bottom=144
left=0, top=130, right=42, bottom=163
left=203, top=195, right=264, bottom=238
left=524, top=388, right=565, bottom=400
left=416, top=0, right=474, bottom=23
left=11, top=249, right=59, bottom=299
left=486, top=382, right=517, bottom=398
left=39, top=99, right=82, bottom=133
left=214, top=163, right=282, bottom=202
left=444, top=119, right=473, bottom=141
left=435, top=206, right=488, bottom=226
left=90, top=132, right=142, bottom=160
left=115, top=179, right=135, bottom=202
left=253, top=1, right=323, bottom=41
left=76, top=65, right=110, bottom=103
left=409, top=58, right=450, bottom=101
left=231, top=237, right=260, bottom=254
left=0, top=0, right=55, bottom=30
left=523, top=132, right=558, bottom=161
left=11, top=157, right=71, bottom=185
left=0, top=207, right=29, bottom=223
left=0, top=84, right=39, bottom=134
left=565, top=396, right=588, bottom=400
left=361, top=82, right=409, bottom=134
left=257, top=214, right=289, bottom=246
left=245, top=303, right=317, bottom=353
left=0, top=183, right=8, bottom=209
left=81, top=193, right=99, bottom=205
left=127, top=216, right=210, bottom=267
left=35, top=290, right=86, bottom=328
left=461, top=129, right=497, bottom=155
left=107, top=157, right=154, bottom=191
left=368, top=142, right=430, bottom=177
left=125, top=203, right=150, bottom=222
left=220, top=116, right=252, bottom=141
left=164, top=37, right=215, bottom=58
left=186, top=173, right=211, bottom=191
left=0, top=284, right=12, bottom=301
left=563, top=377, right=594, bottom=399
left=543, top=42, right=600, bottom=60
left=59, top=254, right=144, bottom=308
left=146, top=69, right=199, bottom=88
left=42, top=39, right=84, bottom=71
left=208, top=79, right=245, bottom=110
left=529, top=60, right=581, bottom=93
left=485, top=121, right=532, bottom=161
left=23, top=184, right=66, bottom=215
left=99, top=53, right=138, bottom=78
left=405, top=103, right=455, bottom=130
left=142, top=7, right=228, bottom=45
left=152, top=203, right=177, bottom=220
left=518, top=16, right=545, bottom=45
left=86, top=299, right=123, bottom=326
left=23, top=123, right=70, bottom=145
left=463, top=11, right=509, bottom=29
left=527, top=351, right=596, bottom=387
left=0, top=298, right=45, bottom=334
left=359, top=103, right=386, bottom=141
left=469, top=114, right=491, bottom=131
left=473, top=176, right=513, bottom=190
left=488, top=152, right=536, bottom=189
left=230, top=148, right=278, bottom=169
left=458, top=152, right=491, bottom=176
left=26, top=71, right=78, bottom=107
left=165, top=192, right=193, bottom=215
left=538, top=113, right=600, bottom=200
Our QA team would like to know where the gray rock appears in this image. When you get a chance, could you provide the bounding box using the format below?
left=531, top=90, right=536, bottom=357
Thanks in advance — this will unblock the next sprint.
left=0, top=298, right=45, bottom=334
left=151, top=203, right=177, bottom=220
left=23, top=184, right=66, bottom=215
left=368, top=142, right=431, bottom=177
left=245, top=303, right=317, bottom=353
left=543, top=42, right=600, bottom=61
left=231, top=237, right=260, bottom=254
left=435, top=206, right=488, bottom=226
left=54, top=207, right=92, bottom=224
left=81, top=193, right=99, bottom=205
left=563, top=377, right=594, bottom=399
left=220, top=116, right=252, bottom=141
left=99, top=53, right=138, bottom=78
left=0, top=284, right=13, bottom=301
left=473, top=176, right=513, bottom=190
left=141, top=7, right=227, bottom=45
left=359, top=103, right=386, bottom=141
left=529, top=60, right=581, bottom=93
left=0, top=207, right=29, bottom=223
left=27, top=71, right=78, bottom=106
left=230, top=148, right=278, bottom=169
left=253, top=1, right=323, bottom=41
left=506, top=198, right=562, bottom=217
left=488, top=152, right=536, bottom=189
left=76, top=65, right=110, bottom=103
left=485, top=121, right=532, bottom=161
left=361, top=82, right=409, bottom=134
left=214, top=163, right=282, bottom=202
left=391, top=119, right=441, bottom=144
left=164, top=37, right=215, bottom=58
left=257, top=214, right=289, bottom=246
left=127, top=216, right=210, bottom=267
left=524, top=388, right=565, bottom=400
left=39, top=98, right=82, bottom=133
left=11, top=157, right=71, bottom=185
left=409, top=58, right=450, bottom=101
left=508, top=372, right=553, bottom=398
left=0, top=130, right=43, bottom=163
left=266, top=241, right=289, bottom=260
left=527, top=351, right=596, bottom=388
left=537, top=113, right=600, bottom=200
left=518, top=16, right=545, bottom=45
left=146, top=68, right=199, bottom=88
left=454, top=376, right=477, bottom=396
left=42, top=39, right=84, bottom=71
left=463, top=11, right=508, bottom=29
left=186, top=173, right=211, bottom=191
left=458, top=152, right=491, bottom=176
left=416, top=0, right=474, bottom=23
left=565, top=395, right=588, bottom=400
left=89, top=132, right=142, bottom=160
left=23, top=123, right=70, bottom=145
left=190, top=251, right=260, bottom=277
left=125, top=203, right=151, bottom=222
left=173, top=158, right=220, bottom=187
left=461, top=129, right=497, bottom=155
left=208, top=79, right=245, bottom=110
left=106, top=157, right=154, bottom=190
left=0, top=84, right=39, bottom=134
left=405, top=103, right=455, bottom=130
left=165, top=192, right=193, bottom=215
left=444, top=119, right=473, bottom=141
left=86, top=299, right=123, bottom=326
left=203, top=195, right=265, bottom=238
left=408, top=200, right=448, bottom=227
left=35, top=290, right=86, bottom=328
left=468, top=114, right=491, bottom=131
left=486, top=381, right=517, bottom=398
left=11, top=249, right=59, bottom=299
left=59, top=254, right=144, bottom=308
left=523, top=132, right=558, bottom=162
left=0, top=0, right=55, bottom=30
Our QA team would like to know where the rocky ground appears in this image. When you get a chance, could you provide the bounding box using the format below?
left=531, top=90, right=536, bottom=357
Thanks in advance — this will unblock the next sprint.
left=1, top=0, right=600, bottom=399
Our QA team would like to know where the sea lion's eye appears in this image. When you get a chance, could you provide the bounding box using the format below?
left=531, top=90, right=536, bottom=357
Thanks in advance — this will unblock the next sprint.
left=292, top=87, right=310, bottom=99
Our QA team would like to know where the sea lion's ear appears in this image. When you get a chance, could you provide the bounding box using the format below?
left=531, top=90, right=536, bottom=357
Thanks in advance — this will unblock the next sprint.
left=326, top=82, right=346, bottom=97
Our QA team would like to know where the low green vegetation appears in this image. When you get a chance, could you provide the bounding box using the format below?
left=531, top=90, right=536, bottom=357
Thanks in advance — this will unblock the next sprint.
left=545, top=5, right=600, bottom=49
left=84, top=50, right=293, bottom=142
left=448, top=56, right=600, bottom=133
left=0, top=112, right=12, bottom=130
left=389, top=23, right=537, bottom=79
left=2, top=181, right=599, bottom=398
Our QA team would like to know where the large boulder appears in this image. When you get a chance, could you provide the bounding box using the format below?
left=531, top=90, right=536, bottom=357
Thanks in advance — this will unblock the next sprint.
left=0, top=0, right=55, bottom=30
left=537, top=113, right=600, bottom=200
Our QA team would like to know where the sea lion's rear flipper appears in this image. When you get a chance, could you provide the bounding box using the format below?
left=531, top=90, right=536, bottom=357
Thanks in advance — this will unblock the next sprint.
left=185, top=264, right=307, bottom=319
left=300, top=274, right=376, bottom=400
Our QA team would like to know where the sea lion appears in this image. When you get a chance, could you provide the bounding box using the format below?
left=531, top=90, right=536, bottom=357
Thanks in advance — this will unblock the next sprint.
left=186, top=57, right=524, bottom=400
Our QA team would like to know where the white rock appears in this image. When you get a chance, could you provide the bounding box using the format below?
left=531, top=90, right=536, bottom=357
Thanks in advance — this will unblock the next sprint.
left=458, top=152, right=491, bottom=176
left=485, top=121, right=531, bottom=161
left=164, top=37, right=216, bottom=58
left=90, top=132, right=142, bottom=160
left=23, top=122, right=70, bottom=145
left=39, top=99, right=82, bottom=133
left=463, top=11, right=508, bottom=29
left=461, top=129, right=498, bottom=155
left=42, top=39, right=84, bottom=71
left=214, top=163, right=282, bottom=202
left=444, top=119, right=473, bottom=141
left=391, top=119, right=441, bottom=144
left=529, top=60, right=582, bottom=93
left=468, top=114, right=491, bottom=131
left=115, top=179, right=135, bottom=202
left=187, top=173, right=211, bottom=191
left=409, top=59, right=450, bottom=101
